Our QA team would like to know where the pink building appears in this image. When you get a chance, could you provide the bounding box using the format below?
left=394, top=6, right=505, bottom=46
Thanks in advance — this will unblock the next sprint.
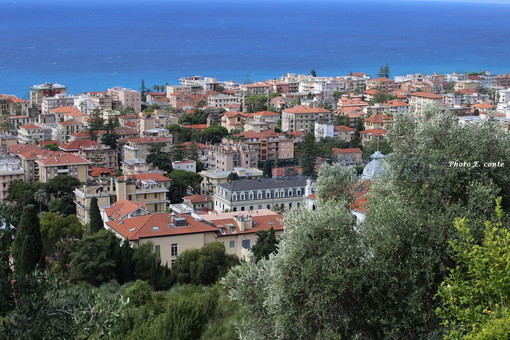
left=107, top=87, right=141, bottom=113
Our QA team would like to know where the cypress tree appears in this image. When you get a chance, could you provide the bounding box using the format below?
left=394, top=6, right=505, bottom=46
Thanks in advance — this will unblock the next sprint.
left=262, top=160, right=273, bottom=178
left=11, top=204, right=43, bottom=276
left=299, top=133, right=319, bottom=179
left=0, top=228, right=14, bottom=314
left=89, top=197, right=102, bottom=234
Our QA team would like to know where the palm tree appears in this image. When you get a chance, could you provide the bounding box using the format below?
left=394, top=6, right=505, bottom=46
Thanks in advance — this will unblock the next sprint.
left=33, top=189, right=47, bottom=213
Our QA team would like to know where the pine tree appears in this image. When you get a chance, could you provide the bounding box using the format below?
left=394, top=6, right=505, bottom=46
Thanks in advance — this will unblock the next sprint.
left=141, top=79, right=147, bottom=101
left=262, top=160, right=273, bottom=178
left=89, top=197, right=102, bottom=234
left=0, top=228, right=14, bottom=314
left=251, top=227, right=278, bottom=262
left=299, top=133, right=319, bottom=179
left=378, top=64, right=390, bottom=78
left=310, top=69, right=317, bottom=77
left=11, top=205, right=43, bottom=276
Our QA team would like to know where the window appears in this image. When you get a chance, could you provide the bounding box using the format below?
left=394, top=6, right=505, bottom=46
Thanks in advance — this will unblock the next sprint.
left=154, top=245, right=160, bottom=256
left=171, top=243, right=178, bottom=257
left=242, top=239, right=251, bottom=249
left=229, top=240, right=235, bottom=248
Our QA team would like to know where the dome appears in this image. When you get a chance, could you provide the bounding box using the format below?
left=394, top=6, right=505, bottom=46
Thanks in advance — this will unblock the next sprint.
left=361, top=151, right=385, bottom=180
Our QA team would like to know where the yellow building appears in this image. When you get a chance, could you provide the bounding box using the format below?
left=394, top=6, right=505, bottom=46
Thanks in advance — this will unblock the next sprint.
left=35, top=153, right=91, bottom=183
left=116, top=173, right=171, bottom=213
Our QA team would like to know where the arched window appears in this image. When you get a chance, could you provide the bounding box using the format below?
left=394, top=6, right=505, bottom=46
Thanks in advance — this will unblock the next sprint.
left=240, top=192, right=246, bottom=200
left=232, top=193, right=237, bottom=201
left=233, top=207, right=237, bottom=212
left=249, top=191, right=254, bottom=200
left=266, top=190, right=271, bottom=198
left=288, top=188, right=293, bottom=196
left=275, top=190, right=279, bottom=198
left=241, top=206, right=245, bottom=211
left=257, top=191, right=262, bottom=199
left=258, top=205, right=262, bottom=210
left=267, top=204, right=271, bottom=209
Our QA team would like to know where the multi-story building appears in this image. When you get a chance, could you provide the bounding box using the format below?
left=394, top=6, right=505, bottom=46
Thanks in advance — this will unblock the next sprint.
left=36, top=153, right=91, bottom=183
left=234, top=130, right=294, bottom=162
left=115, top=174, right=170, bottom=213
left=408, top=92, right=443, bottom=111
left=213, top=176, right=308, bottom=212
left=199, top=167, right=263, bottom=196
left=384, top=100, right=409, bottom=114
left=359, top=128, right=387, bottom=147
left=74, top=179, right=117, bottom=224
left=30, top=83, right=67, bottom=112
left=41, top=94, right=76, bottom=114
left=122, top=137, right=172, bottom=162
left=172, top=160, right=197, bottom=173
left=0, top=156, right=25, bottom=201
left=18, top=124, right=44, bottom=144
left=106, top=87, right=141, bottom=113
left=281, top=105, right=332, bottom=133
left=59, top=139, right=118, bottom=170
left=496, top=74, right=510, bottom=88
left=366, top=78, right=398, bottom=93
left=179, top=76, right=221, bottom=92
left=207, top=93, right=241, bottom=108
left=333, top=125, right=355, bottom=142
left=220, top=111, right=250, bottom=132
left=332, top=148, right=363, bottom=165
left=85, top=91, right=113, bottom=111
left=51, top=120, right=84, bottom=143
left=205, top=139, right=258, bottom=171
left=364, top=114, right=393, bottom=130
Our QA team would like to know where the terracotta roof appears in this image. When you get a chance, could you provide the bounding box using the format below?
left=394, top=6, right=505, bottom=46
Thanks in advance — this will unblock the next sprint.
left=272, top=166, right=302, bottom=177
left=180, top=141, right=208, bottom=150
left=70, top=131, right=91, bottom=138
left=235, top=130, right=286, bottom=139
left=201, top=209, right=284, bottom=236
left=472, top=102, right=494, bottom=109
left=7, top=96, right=28, bottom=103
left=182, top=124, right=208, bottom=130
left=58, top=120, right=81, bottom=126
left=287, top=131, right=305, bottom=137
left=127, top=137, right=171, bottom=144
left=332, top=148, right=362, bottom=154
left=35, top=153, right=91, bottom=166
left=409, top=91, right=443, bottom=99
left=9, top=143, right=42, bottom=154
left=334, top=125, right=355, bottom=132
left=103, top=199, right=148, bottom=220
left=364, top=89, right=381, bottom=95
left=284, top=105, right=331, bottom=114
left=89, top=167, right=117, bottom=177
left=384, top=100, right=409, bottom=107
left=369, top=78, right=393, bottom=82
left=253, top=111, right=280, bottom=116
left=183, top=194, right=212, bottom=203
left=359, top=128, right=387, bottom=137
left=50, top=106, right=83, bottom=115
left=19, top=124, right=41, bottom=129
left=38, top=140, right=60, bottom=147
left=117, top=173, right=171, bottom=182
left=364, top=114, right=393, bottom=123
left=106, top=213, right=218, bottom=240
left=60, top=139, right=100, bottom=151
left=223, top=111, right=248, bottom=118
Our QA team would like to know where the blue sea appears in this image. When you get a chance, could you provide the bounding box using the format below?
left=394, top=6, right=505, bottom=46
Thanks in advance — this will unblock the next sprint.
left=1, top=0, right=510, bottom=98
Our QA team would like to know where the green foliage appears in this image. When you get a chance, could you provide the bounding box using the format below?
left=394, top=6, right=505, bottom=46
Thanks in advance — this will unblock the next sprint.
left=362, top=139, right=392, bottom=158
left=315, top=163, right=357, bottom=204
left=167, top=170, right=203, bottom=203
left=436, top=198, right=510, bottom=339
left=43, top=143, right=59, bottom=151
left=86, top=109, right=104, bottom=141
left=179, top=109, right=209, bottom=125
left=39, top=212, right=83, bottom=271
left=89, top=197, right=103, bottom=233
left=262, top=160, right=273, bottom=178
left=70, top=230, right=118, bottom=285
left=246, top=95, right=268, bottom=113
left=251, top=227, right=278, bottom=263
left=310, top=69, right=317, bottom=77
left=132, top=242, right=171, bottom=289
left=172, top=242, right=239, bottom=286
left=298, top=132, right=319, bottom=179
left=0, top=228, right=14, bottom=315
left=196, top=125, right=228, bottom=144
left=0, top=272, right=129, bottom=339
left=224, top=202, right=364, bottom=339
left=101, top=118, right=119, bottom=149
left=45, top=175, right=81, bottom=199
left=378, top=63, right=390, bottom=78
left=6, top=179, right=43, bottom=208
left=11, top=205, right=43, bottom=276
left=227, top=172, right=239, bottom=182
left=368, top=92, right=396, bottom=104
left=143, top=104, right=161, bottom=112
left=48, top=194, right=76, bottom=216
left=146, top=142, right=173, bottom=173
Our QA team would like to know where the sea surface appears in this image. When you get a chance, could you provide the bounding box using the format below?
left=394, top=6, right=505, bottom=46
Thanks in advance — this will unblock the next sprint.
left=1, top=0, right=510, bottom=98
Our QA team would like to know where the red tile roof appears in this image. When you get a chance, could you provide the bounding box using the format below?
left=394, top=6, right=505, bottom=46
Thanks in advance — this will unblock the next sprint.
left=127, top=137, right=171, bottom=144
left=180, top=141, right=208, bottom=150
left=364, top=114, right=393, bottom=123
left=332, top=148, right=362, bottom=154
left=103, top=199, right=148, bottom=220
left=183, top=194, right=212, bottom=203
left=409, top=91, right=443, bottom=99
left=60, top=139, right=100, bottom=151
left=58, top=120, right=81, bottom=126
left=89, top=167, right=117, bottom=177
left=284, top=105, right=331, bottom=114
left=50, top=106, right=83, bottom=115
left=106, top=213, right=218, bottom=240
left=384, top=100, right=409, bottom=107
left=19, top=124, right=41, bottom=129
left=36, top=153, right=91, bottom=165
left=182, top=124, right=208, bottom=130
left=38, top=140, right=60, bottom=147
left=334, top=125, right=355, bottom=132
left=472, top=102, right=494, bottom=109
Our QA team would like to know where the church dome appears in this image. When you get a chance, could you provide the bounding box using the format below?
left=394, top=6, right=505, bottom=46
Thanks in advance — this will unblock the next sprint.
left=361, top=151, right=385, bottom=180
